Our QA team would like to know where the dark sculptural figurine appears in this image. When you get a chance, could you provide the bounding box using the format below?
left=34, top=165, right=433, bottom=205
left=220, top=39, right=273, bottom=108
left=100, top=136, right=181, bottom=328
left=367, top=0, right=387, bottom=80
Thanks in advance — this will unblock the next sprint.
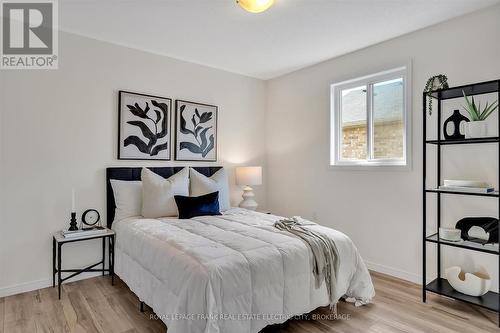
left=443, top=109, right=469, bottom=140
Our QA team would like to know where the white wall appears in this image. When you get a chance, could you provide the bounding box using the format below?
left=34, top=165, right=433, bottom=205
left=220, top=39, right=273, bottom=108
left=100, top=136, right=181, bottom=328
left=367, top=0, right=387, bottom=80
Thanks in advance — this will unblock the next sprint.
left=266, top=5, right=500, bottom=287
left=0, top=32, right=267, bottom=296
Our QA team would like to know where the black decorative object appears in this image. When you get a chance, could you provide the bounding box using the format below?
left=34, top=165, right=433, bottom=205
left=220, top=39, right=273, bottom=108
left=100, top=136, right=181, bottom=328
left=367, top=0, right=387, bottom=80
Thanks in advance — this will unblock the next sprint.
left=423, top=78, right=500, bottom=325
left=455, top=217, right=499, bottom=244
left=118, top=91, right=172, bottom=160
left=69, top=212, right=78, bottom=231
left=175, top=100, right=217, bottom=161
left=82, top=209, right=101, bottom=227
left=443, top=109, right=469, bottom=140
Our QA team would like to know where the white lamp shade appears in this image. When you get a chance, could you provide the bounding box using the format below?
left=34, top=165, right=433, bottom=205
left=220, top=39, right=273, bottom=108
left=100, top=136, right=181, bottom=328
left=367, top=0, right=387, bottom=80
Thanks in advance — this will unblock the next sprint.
left=236, top=166, right=262, bottom=186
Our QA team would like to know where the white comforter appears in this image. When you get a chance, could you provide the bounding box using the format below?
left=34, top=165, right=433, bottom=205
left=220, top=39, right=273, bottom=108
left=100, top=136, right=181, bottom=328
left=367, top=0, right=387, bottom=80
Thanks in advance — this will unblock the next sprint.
left=113, top=209, right=374, bottom=333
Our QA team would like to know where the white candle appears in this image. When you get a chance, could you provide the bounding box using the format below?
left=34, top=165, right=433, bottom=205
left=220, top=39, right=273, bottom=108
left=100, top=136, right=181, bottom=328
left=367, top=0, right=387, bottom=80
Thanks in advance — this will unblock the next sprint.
left=71, top=188, right=75, bottom=212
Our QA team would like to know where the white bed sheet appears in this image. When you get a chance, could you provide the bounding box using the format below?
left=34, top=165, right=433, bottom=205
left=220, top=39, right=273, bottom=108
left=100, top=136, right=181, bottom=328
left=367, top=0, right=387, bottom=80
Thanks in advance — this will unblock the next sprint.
left=113, top=208, right=374, bottom=333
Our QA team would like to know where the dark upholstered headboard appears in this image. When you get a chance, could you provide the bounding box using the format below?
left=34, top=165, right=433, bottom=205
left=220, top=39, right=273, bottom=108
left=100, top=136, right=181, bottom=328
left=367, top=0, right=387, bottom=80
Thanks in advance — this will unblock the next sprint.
left=106, top=167, right=222, bottom=228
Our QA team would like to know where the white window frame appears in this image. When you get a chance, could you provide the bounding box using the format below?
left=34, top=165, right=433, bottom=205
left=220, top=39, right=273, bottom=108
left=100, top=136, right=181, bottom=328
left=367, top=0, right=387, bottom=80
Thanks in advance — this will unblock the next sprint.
left=330, top=65, right=412, bottom=169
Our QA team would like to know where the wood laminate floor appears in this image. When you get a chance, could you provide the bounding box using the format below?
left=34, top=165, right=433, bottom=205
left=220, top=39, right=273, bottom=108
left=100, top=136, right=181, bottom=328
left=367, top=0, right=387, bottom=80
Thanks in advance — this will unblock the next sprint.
left=0, top=271, right=498, bottom=333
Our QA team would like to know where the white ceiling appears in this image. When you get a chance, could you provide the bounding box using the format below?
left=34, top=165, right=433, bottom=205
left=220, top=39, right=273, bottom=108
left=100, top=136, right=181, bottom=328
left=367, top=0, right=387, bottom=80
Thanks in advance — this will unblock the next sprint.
left=60, top=0, right=500, bottom=80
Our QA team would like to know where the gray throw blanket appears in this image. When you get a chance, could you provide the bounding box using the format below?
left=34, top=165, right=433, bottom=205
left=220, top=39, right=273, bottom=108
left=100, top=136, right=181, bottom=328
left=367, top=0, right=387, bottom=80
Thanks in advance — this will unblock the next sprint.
left=274, top=217, right=339, bottom=309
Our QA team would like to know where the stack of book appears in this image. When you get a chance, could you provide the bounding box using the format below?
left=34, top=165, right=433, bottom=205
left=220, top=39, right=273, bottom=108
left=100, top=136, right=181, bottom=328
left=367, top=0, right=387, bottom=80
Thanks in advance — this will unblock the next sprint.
left=61, top=226, right=107, bottom=238
left=439, top=180, right=495, bottom=194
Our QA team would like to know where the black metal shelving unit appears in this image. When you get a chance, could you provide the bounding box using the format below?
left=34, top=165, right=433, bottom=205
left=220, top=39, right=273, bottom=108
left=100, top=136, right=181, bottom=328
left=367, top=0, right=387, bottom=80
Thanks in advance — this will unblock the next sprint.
left=423, top=79, right=500, bottom=326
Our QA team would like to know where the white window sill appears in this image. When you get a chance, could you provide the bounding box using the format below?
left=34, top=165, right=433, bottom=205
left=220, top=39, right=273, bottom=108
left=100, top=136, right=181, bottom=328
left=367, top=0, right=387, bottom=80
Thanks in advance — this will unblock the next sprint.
left=329, top=161, right=411, bottom=171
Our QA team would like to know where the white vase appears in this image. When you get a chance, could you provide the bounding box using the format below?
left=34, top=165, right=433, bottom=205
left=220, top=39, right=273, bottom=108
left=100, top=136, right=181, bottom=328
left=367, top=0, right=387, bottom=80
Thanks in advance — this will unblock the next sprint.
left=445, top=266, right=491, bottom=297
left=461, top=121, right=488, bottom=138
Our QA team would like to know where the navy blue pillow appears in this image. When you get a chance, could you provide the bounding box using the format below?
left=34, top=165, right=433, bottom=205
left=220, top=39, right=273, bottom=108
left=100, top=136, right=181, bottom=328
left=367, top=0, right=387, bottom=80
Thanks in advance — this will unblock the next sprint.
left=174, top=191, right=222, bottom=219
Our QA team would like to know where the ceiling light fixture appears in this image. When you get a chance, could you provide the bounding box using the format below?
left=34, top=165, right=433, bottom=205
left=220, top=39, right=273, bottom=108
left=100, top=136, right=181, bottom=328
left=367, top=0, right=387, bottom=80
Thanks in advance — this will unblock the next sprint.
left=237, top=0, right=274, bottom=13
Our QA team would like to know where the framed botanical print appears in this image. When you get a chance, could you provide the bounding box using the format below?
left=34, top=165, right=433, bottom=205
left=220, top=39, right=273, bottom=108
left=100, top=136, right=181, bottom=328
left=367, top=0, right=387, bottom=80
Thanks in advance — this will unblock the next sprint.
left=175, top=100, right=217, bottom=161
left=118, top=91, right=172, bottom=160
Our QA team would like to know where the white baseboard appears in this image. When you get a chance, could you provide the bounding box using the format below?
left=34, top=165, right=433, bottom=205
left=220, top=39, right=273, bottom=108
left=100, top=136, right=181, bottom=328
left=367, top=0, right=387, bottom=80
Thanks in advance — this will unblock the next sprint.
left=365, top=260, right=421, bottom=284
left=0, top=278, right=51, bottom=298
left=0, top=272, right=102, bottom=298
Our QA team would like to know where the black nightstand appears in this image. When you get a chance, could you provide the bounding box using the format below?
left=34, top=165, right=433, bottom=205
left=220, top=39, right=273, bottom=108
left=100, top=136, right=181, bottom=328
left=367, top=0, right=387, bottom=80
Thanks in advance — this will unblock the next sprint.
left=52, top=229, right=115, bottom=299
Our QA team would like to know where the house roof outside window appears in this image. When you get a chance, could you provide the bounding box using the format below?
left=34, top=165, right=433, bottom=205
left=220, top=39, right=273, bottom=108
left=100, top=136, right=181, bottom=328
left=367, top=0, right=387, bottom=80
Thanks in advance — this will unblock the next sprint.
left=342, top=79, right=403, bottom=127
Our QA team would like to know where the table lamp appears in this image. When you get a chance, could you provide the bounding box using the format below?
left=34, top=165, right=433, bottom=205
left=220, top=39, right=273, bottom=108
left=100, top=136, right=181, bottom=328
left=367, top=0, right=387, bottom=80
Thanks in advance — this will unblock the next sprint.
left=235, top=166, right=262, bottom=211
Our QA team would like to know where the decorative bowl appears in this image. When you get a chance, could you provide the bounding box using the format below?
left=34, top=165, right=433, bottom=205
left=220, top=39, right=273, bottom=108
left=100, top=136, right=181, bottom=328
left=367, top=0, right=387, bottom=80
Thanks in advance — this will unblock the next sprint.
left=439, top=228, right=461, bottom=242
left=445, top=266, right=491, bottom=297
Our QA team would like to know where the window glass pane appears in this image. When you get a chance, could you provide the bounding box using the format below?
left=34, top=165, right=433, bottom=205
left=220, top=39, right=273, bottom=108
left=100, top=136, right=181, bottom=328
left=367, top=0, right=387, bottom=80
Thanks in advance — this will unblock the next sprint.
left=341, top=85, right=367, bottom=160
left=373, top=78, right=404, bottom=160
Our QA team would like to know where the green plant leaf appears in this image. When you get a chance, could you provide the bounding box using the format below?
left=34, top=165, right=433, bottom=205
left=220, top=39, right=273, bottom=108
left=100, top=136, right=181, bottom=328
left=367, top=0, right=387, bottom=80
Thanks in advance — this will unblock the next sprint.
left=471, top=96, right=477, bottom=114
left=480, top=100, right=498, bottom=120
left=462, top=90, right=498, bottom=121
left=462, top=103, right=478, bottom=121
left=462, top=91, right=479, bottom=121
left=478, top=101, right=488, bottom=120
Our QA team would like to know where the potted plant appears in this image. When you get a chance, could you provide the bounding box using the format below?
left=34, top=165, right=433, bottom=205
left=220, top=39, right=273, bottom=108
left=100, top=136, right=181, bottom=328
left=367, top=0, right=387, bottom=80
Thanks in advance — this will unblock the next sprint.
left=461, top=91, right=498, bottom=138
left=424, top=74, right=449, bottom=116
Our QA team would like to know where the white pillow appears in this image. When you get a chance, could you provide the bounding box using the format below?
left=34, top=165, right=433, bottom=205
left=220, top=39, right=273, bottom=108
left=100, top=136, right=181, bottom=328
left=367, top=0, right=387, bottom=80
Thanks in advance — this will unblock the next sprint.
left=189, top=168, right=230, bottom=211
left=110, top=180, right=142, bottom=222
left=141, top=167, right=189, bottom=218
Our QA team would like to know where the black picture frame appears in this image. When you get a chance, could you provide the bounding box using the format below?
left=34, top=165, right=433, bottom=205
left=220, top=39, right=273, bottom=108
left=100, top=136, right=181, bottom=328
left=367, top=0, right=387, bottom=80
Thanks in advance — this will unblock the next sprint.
left=174, top=99, right=218, bottom=162
left=118, top=90, right=172, bottom=161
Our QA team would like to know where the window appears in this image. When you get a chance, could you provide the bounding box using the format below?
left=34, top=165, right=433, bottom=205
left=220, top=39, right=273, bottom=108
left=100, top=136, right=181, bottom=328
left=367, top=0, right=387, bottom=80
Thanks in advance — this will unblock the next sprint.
left=330, top=66, right=410, bottom=167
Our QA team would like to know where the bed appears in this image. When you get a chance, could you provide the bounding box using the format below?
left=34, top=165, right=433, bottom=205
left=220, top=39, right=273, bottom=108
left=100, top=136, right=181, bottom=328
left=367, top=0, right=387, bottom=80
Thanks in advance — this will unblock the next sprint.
left=106, top=167, right=375, bottom=333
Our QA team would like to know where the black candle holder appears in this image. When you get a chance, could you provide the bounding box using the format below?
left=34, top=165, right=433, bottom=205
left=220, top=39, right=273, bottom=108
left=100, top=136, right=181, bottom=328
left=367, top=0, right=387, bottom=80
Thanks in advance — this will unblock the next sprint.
left=69, top=212, right=78, bottom=231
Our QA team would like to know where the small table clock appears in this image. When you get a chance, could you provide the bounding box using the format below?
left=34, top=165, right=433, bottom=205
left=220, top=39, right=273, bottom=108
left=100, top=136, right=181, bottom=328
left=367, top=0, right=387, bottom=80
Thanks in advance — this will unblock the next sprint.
left=81, top=209, right=101, bottom=229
